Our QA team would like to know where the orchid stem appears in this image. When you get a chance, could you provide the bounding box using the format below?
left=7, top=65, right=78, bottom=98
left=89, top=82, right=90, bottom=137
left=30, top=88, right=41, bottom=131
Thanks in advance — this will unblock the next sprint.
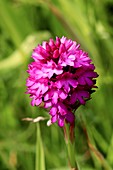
left=64, top=123, right=78, bottom=170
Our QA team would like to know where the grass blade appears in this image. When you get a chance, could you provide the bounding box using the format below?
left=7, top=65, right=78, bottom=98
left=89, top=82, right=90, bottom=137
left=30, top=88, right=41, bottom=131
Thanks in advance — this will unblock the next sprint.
left=35, top=123, right=45, bottom=170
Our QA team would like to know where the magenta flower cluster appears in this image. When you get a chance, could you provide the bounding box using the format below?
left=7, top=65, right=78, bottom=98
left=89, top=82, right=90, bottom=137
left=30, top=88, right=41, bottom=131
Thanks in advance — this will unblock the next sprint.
left=26, top=36, right=98, bottom=127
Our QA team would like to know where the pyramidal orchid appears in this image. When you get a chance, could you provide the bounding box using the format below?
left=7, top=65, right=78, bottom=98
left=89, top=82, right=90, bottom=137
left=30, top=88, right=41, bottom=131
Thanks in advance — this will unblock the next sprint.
left=26, top=36, right=99, bottom=170
left=26, top=36, right=98, bottom=127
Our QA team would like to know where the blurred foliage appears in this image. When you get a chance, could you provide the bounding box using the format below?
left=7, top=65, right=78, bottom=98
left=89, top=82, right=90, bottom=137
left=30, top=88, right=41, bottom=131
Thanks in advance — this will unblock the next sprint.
left=0, top=0, right=113, bottom=169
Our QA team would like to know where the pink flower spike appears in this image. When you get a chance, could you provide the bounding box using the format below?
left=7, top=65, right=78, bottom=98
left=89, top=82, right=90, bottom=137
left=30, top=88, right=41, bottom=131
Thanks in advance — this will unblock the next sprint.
left=26, top=36, right=98, bottom=127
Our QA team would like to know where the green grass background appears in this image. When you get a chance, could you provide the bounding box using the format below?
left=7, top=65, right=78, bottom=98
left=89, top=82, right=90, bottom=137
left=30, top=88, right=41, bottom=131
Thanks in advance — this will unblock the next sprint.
left=0, top=0, right=113, bottom=169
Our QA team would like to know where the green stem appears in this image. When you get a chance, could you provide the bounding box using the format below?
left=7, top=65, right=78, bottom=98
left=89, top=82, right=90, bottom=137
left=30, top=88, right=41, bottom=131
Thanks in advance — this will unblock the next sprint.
left=64, top=123, right=78, bottom=170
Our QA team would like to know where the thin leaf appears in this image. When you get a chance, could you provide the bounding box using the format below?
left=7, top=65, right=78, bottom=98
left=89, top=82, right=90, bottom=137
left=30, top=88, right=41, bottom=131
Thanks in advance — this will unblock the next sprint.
left=35, top=123, right=45, bottom=170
